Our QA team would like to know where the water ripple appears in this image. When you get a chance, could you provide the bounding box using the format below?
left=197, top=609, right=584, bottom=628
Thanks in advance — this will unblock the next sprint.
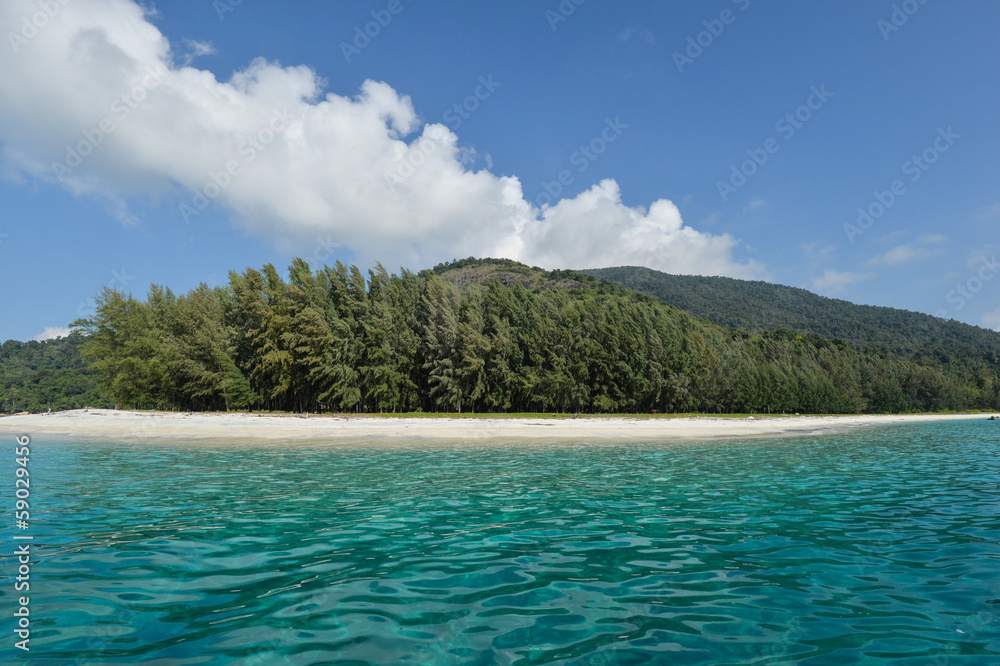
left=1, top=421, right=999, bottom=664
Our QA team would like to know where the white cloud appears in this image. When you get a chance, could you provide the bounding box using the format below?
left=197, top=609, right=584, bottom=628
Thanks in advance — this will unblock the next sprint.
left=867, top=245, right=923, bottom=265
left=872, top=229, right=907, bottom=246
left=617, top=26, right=654, bottom=45
left=982, top=308, right=1000, bottom=331
left=800, top=241, right=835, bottom=268
left=180, top=38, right=216, bottom=65
left=811, top=269, right=871, bottom=294
left=516, top=180, right=766, bottom=277
left=33, top=326, right=71, bottom=341
left=973, top=203, right=1000, bottom=223
left=966, top=245, right=996, bottom=271
left=743, top=196, right=766, bottom=213
left=867, top=234, right=945, bottom=266
left=0, top=0, right=765, bottom=278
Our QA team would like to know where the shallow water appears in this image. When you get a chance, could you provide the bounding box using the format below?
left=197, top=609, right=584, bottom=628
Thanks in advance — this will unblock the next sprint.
left=2, top=420, right=999, bottom=664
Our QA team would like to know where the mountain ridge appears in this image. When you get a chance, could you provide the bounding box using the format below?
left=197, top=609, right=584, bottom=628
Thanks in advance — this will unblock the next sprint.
left=578, top=265, right=1000, bottom=361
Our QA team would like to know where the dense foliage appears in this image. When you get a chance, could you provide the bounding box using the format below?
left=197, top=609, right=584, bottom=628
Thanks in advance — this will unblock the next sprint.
left=0, top=334, right=104, bottom=414
left=584, top=266, right=1000, bottom=405
left=582, top=266, right=1000, bottom=360
left=59, top=258, right=999, bottom=414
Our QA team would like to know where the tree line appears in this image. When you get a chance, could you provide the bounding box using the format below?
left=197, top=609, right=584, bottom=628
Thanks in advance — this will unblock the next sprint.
left=61, top=258, right=998, bottom=414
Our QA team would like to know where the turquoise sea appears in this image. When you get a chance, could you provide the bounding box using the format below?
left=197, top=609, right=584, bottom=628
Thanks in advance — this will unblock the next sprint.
left=2, top=420, right=999, bottom=664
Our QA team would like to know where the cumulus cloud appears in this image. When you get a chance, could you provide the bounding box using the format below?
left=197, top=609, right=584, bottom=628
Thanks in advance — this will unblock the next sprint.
left=0, top=0, right=764, bottom=278
left=33, top=326, right=71, bottom=341
left=811, top=269, right=871, bottom=294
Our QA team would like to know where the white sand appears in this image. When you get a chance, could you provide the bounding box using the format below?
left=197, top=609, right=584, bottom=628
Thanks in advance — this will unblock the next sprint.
left=0, top=409, right=988, bottom=444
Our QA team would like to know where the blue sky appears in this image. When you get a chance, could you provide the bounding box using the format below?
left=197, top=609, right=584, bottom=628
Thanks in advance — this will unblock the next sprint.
left=1, top=0, right=998, bottom=342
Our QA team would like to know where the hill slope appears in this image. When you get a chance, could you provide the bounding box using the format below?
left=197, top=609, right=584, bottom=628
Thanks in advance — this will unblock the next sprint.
left=580, top=266, right=1000, bottom=364
left=0, top=334, right=104, bottom=414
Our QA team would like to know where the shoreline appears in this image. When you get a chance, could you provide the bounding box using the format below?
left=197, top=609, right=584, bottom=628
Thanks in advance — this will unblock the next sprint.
left=0, top=409, right=988, bottom=444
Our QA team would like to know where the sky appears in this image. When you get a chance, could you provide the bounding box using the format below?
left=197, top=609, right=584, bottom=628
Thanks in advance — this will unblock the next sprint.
left=0, top=0, right=998, bottom=343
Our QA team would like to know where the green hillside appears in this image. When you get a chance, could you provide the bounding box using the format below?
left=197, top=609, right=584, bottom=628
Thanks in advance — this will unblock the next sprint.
left=0, top=333, right=104, bottom=414
left=5, top=257, right=999, bottom=415
left=580, top=266, right=1000, bottom=365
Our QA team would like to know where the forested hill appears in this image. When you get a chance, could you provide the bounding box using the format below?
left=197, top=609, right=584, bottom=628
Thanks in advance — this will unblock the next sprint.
left=45, top=257, right=1000, bottom=415
left=580, top=266, right=1000, bottom=360
left=0, top=334, right=104, bottom=414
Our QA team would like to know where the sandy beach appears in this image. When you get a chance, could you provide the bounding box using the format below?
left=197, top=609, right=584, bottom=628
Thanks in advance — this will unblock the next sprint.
left=0, top=409, right=987, bottom=444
